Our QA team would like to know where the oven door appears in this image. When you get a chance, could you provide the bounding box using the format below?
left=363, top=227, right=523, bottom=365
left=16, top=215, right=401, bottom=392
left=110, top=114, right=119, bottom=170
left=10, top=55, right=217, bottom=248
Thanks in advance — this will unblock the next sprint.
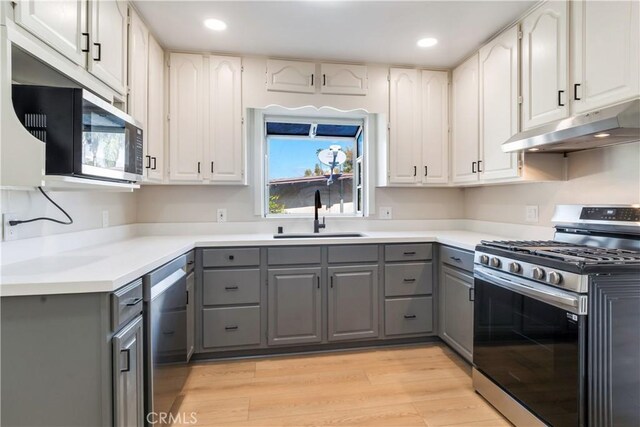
left=473, top=266, right=587, bottom=427
left=80, top=91, right=143, bottom=182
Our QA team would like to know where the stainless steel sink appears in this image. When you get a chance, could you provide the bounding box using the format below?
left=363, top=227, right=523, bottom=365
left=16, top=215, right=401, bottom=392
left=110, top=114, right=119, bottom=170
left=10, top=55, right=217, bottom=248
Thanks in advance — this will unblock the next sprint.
left=273, top=232, right=366, bottom=239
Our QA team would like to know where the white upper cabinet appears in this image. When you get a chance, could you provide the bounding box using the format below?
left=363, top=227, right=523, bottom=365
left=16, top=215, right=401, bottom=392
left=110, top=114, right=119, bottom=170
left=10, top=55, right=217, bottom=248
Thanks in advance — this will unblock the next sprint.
left=420, top=70, right=449, bottom=184
left=388, top=68, right=421, bottom=184
left=319, top=63, right=368, bottom=95
left=451, top=54, right=480, bottom=184
left=14, top=0, right=88, bottom=66
left=145, top=34, right=164, bottom=182
left=571, top=0, right=639, bottom=113
left=87, top=0, right=128, bottom=95
left=169, top=53, right=204, bottom=182
left=478, top=25, right=520, bottom=181
left=522, top=1, right=569, bottom=130
left=127, top=7, right=148, bottom=127
left=206, top=56, right=243, bottom=183
left=266, top=59, right=315, bottom=94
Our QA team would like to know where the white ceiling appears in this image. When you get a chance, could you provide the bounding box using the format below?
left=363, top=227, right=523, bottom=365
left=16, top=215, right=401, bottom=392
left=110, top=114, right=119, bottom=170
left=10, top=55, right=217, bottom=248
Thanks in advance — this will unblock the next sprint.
left=134, top=1, right=538, bottom=68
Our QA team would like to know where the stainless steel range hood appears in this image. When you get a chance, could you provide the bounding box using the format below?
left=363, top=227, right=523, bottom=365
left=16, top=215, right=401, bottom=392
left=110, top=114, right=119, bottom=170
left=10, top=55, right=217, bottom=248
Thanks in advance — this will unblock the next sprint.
left=502, top=99, right=640, bottom=153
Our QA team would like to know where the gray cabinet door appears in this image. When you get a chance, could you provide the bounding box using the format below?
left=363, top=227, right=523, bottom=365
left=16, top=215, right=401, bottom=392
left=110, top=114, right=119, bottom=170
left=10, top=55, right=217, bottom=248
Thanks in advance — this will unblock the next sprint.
left=328, top=265, right=379, bottom=342
left=268, top=267, right=322, bottom=346
left=440, top=265, right=473, bottom=361
left=113, top=315, right=144, bottom=427
left=186, top=271, right=195, bottom=361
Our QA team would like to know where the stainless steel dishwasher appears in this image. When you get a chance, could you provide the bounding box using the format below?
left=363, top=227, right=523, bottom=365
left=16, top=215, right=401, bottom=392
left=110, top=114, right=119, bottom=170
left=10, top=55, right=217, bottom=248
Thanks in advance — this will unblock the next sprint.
left=143, top=254, right=188, bottom=423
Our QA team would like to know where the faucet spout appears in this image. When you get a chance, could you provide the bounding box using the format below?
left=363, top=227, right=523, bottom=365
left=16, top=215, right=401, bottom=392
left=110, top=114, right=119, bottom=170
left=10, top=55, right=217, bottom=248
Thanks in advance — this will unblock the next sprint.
left=313, top=190, right=326, bottom=233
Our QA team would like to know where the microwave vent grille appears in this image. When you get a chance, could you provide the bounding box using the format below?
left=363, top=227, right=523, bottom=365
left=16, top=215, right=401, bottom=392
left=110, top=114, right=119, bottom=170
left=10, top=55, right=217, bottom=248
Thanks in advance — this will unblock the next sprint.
left=24, top=113, right=47, bottom=143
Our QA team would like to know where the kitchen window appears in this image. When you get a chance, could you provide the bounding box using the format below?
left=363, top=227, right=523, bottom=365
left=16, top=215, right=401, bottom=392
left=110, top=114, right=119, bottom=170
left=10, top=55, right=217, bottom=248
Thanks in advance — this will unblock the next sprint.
left=264, top=117, right=365, bottom=217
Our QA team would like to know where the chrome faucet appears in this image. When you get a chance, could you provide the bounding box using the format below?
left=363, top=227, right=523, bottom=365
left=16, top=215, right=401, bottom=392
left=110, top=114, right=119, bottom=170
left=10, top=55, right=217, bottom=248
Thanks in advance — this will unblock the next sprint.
left=313, top=190, right=326, bottom=233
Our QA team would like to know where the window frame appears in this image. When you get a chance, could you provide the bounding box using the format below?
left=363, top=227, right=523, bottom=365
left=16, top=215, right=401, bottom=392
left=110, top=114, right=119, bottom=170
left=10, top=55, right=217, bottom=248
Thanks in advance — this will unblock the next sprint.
left=263, top=114, right=366, bottom=218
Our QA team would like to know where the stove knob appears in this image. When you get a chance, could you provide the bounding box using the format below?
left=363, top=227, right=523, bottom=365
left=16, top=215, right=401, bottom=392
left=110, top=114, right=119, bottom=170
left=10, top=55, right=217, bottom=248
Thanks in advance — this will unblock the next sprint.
left=532, top=267, right=546, bottom=281
left=490, top=257, right=502, bottom=268
left=509, top=262, right=522, bottom=273
left=548, top=271, right=563, bottom=285
left=479, top=255, right=489, bottom=265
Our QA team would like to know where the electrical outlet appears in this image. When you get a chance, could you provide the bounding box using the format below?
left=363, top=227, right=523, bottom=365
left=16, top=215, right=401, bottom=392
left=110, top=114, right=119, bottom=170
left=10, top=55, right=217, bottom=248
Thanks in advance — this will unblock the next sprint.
left=525, top=205, right=539, bottom=223
left=3, top=213, right=18, bottom=241
left=102, top=210, right=109, bottom=228
left=379, top=207, right=393, bottom=220
left=217, top=208, right=227, bottom=223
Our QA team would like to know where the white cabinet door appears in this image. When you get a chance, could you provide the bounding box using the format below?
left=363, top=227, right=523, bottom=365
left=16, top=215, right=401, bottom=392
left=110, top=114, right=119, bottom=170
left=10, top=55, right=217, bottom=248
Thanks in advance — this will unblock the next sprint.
left=451, top=54, right=480, bottom=183
left=266, top=59, right=315, bottom=94
left=169, top=53, right=204, bottom=182
left=319, top=63, right=368, bottom=95
left=571, top=0, right=639, bottom=113
left=389, top=68, right=420, bottom=184
left=206, top=56, right=243, bottom=183
left=420, top=70, right=449, bottom=184
left=127, top=8, right=148, bottom=127
left=87, top=0, right=128, bottom=95
left=522, top=1, right=569, bottom=130
left=145, top=35, right=164, bottom=182
left=479, top=25, right=520, bottom=181
left=14, top=0, right=87, bottom=66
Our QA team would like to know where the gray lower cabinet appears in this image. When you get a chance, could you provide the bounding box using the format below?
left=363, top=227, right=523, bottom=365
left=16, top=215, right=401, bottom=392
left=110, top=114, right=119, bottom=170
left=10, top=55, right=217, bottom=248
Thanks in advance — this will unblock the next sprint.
left=186, top=269, right=195, bottom=360
left=439, top=264, right=474, bottom=362
left=113, top=315, right=144, bottom=427
left=202, top=306, right=261, bottom=348
left=328, top=265, right=379, bottom=341
left=268, top=267, right=322, bottom=346
left=385, top=297, right=433, bottom=335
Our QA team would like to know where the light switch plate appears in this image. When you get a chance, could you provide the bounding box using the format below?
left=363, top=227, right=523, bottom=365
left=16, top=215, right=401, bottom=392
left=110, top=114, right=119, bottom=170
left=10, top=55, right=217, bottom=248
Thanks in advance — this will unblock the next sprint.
left=379, top=207, right=393, bottom=220
left=525, top=205, right=539, bottom=223
left=217, top=208, right=227, bottom=223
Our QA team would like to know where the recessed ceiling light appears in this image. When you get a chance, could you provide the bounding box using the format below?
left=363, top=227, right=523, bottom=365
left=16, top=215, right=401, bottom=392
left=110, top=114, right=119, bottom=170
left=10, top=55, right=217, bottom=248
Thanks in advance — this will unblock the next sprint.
left=594, top=133, right=610, bottom=138
left=204, top=18, right=227, bottom=31
left=417, top=38, right=438, bottom=48
left=529, top=148, right=540, bottom=152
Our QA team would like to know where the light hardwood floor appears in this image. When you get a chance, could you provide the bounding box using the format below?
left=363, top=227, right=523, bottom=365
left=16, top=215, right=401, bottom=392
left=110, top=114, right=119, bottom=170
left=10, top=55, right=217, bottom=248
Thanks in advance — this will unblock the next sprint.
left=170, top=343, right=511, bottom=426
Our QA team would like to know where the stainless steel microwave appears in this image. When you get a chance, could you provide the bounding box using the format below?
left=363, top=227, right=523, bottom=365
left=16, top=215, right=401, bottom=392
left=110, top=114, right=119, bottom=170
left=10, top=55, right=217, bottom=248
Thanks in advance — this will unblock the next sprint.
left=12, top=85, right=144, bottom=183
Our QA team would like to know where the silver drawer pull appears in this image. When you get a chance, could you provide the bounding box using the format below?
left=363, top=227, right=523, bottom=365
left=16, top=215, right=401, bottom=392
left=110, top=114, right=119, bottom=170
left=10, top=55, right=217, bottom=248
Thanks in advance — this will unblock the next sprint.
left=403, top=251, right=416, bottom=255
left=404, top=314, right=417, bottom=319
left=125, top=297, right=142, bottom=307
left=225, top=286, right=239, bottom=291
left=225, top=326, right=239, bottom=331
left=450, top=256, right=462, bottom=262
left=403, top=278, right=416, bottom=283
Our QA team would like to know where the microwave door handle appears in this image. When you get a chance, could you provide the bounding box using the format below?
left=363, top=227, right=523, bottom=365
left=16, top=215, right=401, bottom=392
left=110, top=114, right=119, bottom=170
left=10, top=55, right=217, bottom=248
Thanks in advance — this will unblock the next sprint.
left=474, top=267, right=585, bottom=314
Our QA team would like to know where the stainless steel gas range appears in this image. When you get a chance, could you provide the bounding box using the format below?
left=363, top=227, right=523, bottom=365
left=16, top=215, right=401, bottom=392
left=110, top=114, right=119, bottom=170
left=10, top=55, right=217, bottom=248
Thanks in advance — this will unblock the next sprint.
left=472, top=205, right=640, bottom=427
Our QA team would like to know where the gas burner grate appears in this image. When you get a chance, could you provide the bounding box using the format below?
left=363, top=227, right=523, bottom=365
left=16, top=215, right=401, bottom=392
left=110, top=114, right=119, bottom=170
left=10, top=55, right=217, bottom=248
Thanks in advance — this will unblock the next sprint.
left=480, top=240, right=581, bottom=251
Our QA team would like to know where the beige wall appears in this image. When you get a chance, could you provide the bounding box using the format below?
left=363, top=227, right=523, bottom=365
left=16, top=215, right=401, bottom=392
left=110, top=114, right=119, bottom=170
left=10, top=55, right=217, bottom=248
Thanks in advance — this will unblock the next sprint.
left=135, top=185, right=465, bottom=223
left=463, top=142, right=640, bottom=226
left=0, top=189, right=137, bottom=240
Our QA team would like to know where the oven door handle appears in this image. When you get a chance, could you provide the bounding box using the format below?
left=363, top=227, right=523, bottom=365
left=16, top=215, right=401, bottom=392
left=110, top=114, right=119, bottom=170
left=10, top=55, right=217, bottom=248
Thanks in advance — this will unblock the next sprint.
left=474, top=267, right=587, bottom=315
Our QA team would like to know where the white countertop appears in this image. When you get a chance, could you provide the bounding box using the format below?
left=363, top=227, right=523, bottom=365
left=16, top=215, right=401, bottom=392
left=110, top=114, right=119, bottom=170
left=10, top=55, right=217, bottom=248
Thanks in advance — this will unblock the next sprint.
left=0, top=230, right=510, bottom=297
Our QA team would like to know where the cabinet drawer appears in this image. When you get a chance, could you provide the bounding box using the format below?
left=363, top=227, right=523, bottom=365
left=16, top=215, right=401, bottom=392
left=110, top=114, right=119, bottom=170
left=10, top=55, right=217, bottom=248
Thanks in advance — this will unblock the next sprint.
left=385, top=263, right=433, bottom=297
left=385, top=297, right=433, bottom=336
left=328, top=245, right=378, bottom=264
left=385, top=244, right=432, bottom=262
left=202, top=248, right=260, bottom=268
left=202, top=306, right=261, bottom=348
left=268, top=246, right=321, bottom=265
left=202, top=269, right=260, bottom=306
left=440, top=246, right=474, bottom=272
left=111, top=279, right=143, bottom=330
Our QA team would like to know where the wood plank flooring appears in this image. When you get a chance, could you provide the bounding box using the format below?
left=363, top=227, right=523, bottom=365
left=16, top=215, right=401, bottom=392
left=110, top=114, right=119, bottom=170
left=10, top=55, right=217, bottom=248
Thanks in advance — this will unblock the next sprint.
left=170, top=343, right=511, bottom=426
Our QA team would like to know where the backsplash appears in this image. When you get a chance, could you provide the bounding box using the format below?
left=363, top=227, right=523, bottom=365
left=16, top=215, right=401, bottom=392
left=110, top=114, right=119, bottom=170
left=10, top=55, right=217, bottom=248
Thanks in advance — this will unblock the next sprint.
left=464, top=142, right=640, bottom=227
left=0, top=189, right=137, bottom=240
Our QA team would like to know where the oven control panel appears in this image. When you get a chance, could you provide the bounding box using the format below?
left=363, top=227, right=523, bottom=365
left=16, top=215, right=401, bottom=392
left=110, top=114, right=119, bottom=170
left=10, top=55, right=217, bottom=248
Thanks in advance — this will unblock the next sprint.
left=579, top=207, right=640, bottom=222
